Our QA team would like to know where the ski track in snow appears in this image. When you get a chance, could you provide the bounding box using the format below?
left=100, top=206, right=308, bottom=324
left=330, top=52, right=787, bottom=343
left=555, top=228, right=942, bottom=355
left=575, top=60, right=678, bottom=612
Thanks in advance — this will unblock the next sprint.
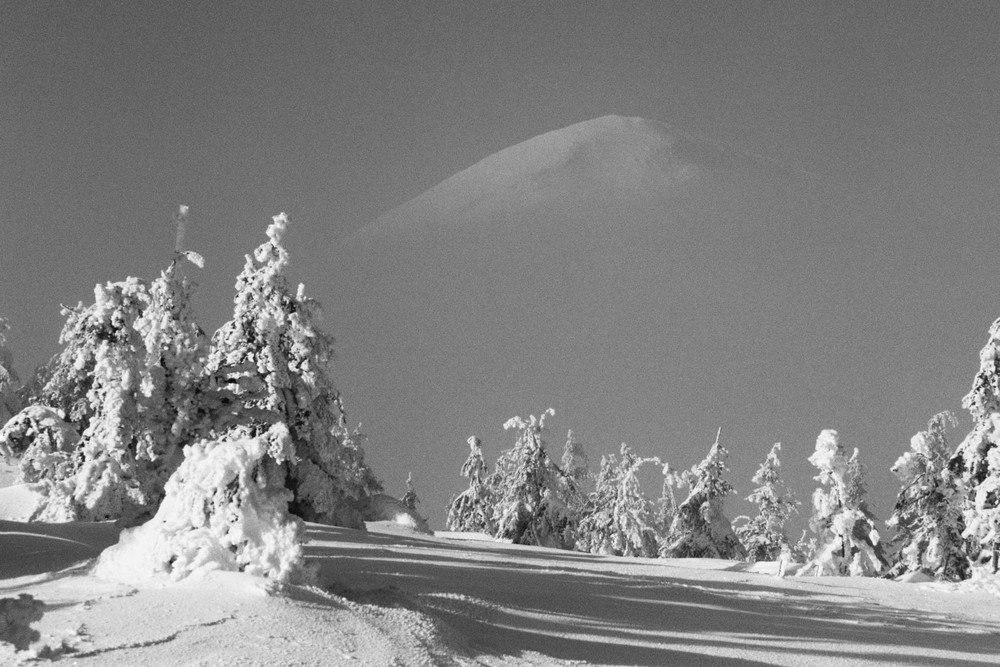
left=2, top=518, right=999, bottom=666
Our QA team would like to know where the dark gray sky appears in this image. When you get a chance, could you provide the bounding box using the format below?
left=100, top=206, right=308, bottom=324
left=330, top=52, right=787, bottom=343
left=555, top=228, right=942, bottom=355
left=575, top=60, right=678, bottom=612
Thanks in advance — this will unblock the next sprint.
left=2, top=1, right=1000, bottom=522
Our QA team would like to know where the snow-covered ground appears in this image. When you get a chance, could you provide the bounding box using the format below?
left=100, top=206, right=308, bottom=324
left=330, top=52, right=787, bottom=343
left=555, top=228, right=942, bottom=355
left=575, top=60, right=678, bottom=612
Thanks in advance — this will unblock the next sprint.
left=2, top=476, right=999, bottom=666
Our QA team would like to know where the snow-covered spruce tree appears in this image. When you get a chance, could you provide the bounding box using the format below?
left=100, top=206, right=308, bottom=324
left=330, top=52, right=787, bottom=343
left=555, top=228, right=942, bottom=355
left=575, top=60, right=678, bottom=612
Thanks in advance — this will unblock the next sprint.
left=30, top=277, right=151, bottom=521
left=21, top=208, right=209, bottom=523
left=798, top=430, right=887, bottom=576
left=576, top=443, right=661, bottom=557
left=488, top=409, right=577, bottom=548
left=656, top=463, right=685, bottom=545
left=951, top=317, right=1000, bottom=572
left=661, top=429, right=746, bottom=559
left=733, top=442, right=800, bottom=562
left=887, top=412, right=969, bottom=580
left=445, top=436, right=496, bottom=533
left=551, top=429, right=590, bottom=545
left=95, top=422, right=307, bottom=583
left=206, top=213, right=380, bottom=529
left=402, top=471, right=419, bottom=511
left=0, top=315, right=22, bottom=427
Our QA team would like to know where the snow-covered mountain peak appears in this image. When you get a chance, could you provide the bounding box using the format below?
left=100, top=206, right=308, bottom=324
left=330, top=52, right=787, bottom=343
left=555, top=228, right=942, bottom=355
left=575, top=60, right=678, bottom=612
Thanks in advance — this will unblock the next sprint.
left=363, top=115, right=736, bottom=239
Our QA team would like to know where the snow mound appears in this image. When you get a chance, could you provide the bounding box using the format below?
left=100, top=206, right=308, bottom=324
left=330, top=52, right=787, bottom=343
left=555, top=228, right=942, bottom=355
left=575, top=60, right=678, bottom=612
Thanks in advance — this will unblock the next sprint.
left=361, top=493, right=432, bottom=534
left=0, top=485, right=41, bottom=521
left=95, top=425, right=307, bottom=584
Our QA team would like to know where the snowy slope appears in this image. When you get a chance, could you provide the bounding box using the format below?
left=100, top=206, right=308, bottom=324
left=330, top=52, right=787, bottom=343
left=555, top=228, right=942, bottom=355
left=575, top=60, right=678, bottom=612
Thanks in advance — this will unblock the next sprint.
left=3, top=517, right=999, bottom=665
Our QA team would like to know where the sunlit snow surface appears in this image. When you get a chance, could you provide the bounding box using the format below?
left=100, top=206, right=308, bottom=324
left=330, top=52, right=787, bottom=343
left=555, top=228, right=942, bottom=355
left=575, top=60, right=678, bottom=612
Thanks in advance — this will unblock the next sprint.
left=2, top=484, right=999, bottom=666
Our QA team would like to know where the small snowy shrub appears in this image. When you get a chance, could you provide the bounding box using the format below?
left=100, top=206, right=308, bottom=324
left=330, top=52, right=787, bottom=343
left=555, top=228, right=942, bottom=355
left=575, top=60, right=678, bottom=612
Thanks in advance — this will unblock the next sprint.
left=661, top=430, right=746, bottom=560
left=734, top=442, right=799, bottom=562
left=798, top=430, right=887, bottom=576
left=96, top=423, right=306, bottom=583
left=0, top=595, right=44, bottom=652
left=0, top=405, right=81, bottom=520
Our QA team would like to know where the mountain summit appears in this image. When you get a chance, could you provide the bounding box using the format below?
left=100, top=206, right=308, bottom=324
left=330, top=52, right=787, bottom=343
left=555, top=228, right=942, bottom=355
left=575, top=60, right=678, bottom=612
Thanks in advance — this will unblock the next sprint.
left=329, top=116, right=851, bottom=528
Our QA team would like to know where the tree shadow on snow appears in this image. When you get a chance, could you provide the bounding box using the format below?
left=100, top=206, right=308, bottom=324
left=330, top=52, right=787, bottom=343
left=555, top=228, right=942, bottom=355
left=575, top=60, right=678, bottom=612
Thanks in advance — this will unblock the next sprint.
left=306, top=525, right=998, bottom=666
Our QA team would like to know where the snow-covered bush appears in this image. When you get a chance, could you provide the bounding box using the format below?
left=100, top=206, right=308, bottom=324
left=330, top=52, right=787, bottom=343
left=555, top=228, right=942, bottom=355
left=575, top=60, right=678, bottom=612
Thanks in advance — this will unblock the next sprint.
left=95, top=423, right=307, bottom=583
left=799, top=430, right=887, bottom=576
left=0, top=405, right=81, bottom=519
left=734, top=442, right=799, bottom=562
left=952, top=317, right=1000, bottom=571
left=576, top=442, right=660, bottom=557
left=488, top=409, right=576, bottom=548
left=0, top=594, right=44, bottom=652
left=661, top=430, right=746, bottom=560
left=207, top=213, right=380, bottom=528
left=887, top=412, right=969, bottom=580
left=446, top=436, right=495, bottom=534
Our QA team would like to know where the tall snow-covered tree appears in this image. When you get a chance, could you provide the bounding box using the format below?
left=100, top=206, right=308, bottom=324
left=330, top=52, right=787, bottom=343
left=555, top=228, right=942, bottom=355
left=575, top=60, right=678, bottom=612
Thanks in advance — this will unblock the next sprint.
left=0, top=315, right=22, bottom=426
left=576, top=443, right=661, bottom=557
left=951, top=317, right=1000, bottom=571
left=734, top=443, right=799, bottom=562
left=661, top=429, right=746, bottom=560
left=799, top=430, right=887, bottom=576
left=21, top=207, right=209, bottom=522
left=487, top=409, right=575, bottom=548
left=207, top=213, right=380, bottom=528
left=446, top=436, right=495, bottom=533
left=887, top=412, right=969, bottom=580
left=33, top=277, right=152, bottom=521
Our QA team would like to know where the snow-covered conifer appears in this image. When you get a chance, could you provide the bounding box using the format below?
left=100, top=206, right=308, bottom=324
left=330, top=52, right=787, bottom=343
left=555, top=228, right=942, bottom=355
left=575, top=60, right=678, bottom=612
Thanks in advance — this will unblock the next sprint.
left=402, top=472, right=419, bottom=511
left=656, top=463, right=684, bottom=544
left=887, top=412, right=969, bottom=580
left=31, top=278, right=152, bottom=521
left=445, top=436, right=495, bottom=533
left=734, top=443, right=799, bottom=562
left=0, top=315, right=22, bottom=427
left=952, top=317, right=1000, bottom=571
left=95, top=423, right=307, bottom=583
left=576, top=443, right=661, bottom=557
left=799, top=430, right=887, bottom=576
left=488, top=409, right=575, bottom=548
left=661, top=429, right=746, bottom=559
left=23, top=208, right=210, bottom=523
left=207, top=213, right=380, bottom=528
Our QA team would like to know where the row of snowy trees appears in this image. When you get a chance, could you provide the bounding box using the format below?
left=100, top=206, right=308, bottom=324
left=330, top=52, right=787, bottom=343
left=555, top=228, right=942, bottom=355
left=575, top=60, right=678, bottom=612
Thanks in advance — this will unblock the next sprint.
left=0, top=209, right=381, bottom=582
left=446, top=414, right=777, bottom=563
left=446, top=314, right=1000, bottom=583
